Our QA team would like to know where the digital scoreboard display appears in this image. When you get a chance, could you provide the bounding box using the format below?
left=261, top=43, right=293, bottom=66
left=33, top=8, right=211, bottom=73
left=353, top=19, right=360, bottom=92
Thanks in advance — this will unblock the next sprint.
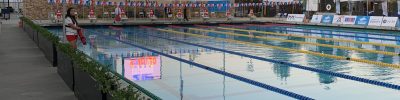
left=124, top=56, right=161, bottom=81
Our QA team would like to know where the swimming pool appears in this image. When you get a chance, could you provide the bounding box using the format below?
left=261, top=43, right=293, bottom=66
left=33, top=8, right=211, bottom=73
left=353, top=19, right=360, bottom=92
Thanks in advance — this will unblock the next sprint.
left=48, top=23, right=400, bottom=99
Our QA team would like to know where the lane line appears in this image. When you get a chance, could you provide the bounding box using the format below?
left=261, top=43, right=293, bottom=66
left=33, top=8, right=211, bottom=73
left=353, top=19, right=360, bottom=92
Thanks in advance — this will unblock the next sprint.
left=154, top=27, right=400, bottom=68
left=206, top=24, right=400, bottom=48
left=179, top=25, right=400, bottom=56
left=241, top=24, right=400, bottom=41
left=123, top=26, right=400, bottom=91
left=91, top=30, right=314, bottom=100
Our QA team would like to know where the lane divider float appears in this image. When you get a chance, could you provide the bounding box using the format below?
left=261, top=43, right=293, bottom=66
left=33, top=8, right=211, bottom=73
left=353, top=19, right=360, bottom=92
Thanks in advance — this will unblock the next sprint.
left=290, top=24, right=400, bottom=37
left=93, top=29, right=314, bottom=100
left=158, top=27, right=400, bottom=69
left=213, top=24, right=400, bottom=49
left=183, top=25, right=400, bottom=56
left=244, top=24, right=400, bottom=41
left=133, top=26, right=400, bottom=90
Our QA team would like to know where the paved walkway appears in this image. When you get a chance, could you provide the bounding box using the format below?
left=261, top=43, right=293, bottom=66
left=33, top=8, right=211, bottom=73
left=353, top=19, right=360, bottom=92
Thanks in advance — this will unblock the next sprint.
left=0, top=14, right=76, bottom=100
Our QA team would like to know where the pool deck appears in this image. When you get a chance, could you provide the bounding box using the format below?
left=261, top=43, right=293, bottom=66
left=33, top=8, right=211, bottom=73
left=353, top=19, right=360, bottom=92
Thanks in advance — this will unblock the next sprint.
left=35, top=17, right=400, bottom=32
left=0, top=15, right=76, bottom=100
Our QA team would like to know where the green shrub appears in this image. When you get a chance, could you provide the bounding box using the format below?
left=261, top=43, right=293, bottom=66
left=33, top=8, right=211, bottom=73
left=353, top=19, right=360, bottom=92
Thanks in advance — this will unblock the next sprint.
left=20, top=17, right=158, bottom=100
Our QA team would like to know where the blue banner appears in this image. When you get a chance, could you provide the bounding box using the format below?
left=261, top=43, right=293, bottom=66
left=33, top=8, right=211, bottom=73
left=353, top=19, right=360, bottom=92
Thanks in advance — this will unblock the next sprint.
left=207, top=1, right=230, bottom=12
left=355, top=16, right=370, bottom=26
left=321, top=15, right=334, bottom=24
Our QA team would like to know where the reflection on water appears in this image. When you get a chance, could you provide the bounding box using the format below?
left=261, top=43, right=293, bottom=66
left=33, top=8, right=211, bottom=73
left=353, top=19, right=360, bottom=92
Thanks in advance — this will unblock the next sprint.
left=124, top=55, right=162, bottom=81
left=46, top=24, right=400, bottom=99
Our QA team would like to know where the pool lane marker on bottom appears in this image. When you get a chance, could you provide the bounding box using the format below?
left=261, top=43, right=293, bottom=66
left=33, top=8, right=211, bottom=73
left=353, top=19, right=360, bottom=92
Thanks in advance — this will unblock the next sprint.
left=90, top=30, right=314, bottom=100
left=135, top=26, right=400, bottom=90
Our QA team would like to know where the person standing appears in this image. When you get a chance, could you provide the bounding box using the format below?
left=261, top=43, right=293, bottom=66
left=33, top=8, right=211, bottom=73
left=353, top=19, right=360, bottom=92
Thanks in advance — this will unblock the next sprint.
left=114, top=5, right=122, bottom=23
left=64, top=7, right=85, bottom=48
left=183, top=7, right=189, bottom=21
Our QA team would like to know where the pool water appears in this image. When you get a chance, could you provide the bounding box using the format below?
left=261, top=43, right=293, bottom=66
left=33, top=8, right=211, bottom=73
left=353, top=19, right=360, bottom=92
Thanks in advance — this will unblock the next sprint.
left=48, top=23, right=400, bottom=99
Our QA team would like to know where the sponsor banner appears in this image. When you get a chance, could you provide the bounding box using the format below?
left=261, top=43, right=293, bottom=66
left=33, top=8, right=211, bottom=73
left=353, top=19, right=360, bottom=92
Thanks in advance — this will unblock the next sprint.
left=342, top=16, right=357, bottom=25
left=310, top=15, right=323, bottom=23
left=287, top=14, right=305, bottom=22
left=381, top=17, right=398, bottom=27
left=321, top=15, right=334, bottom=24
left=332, top=15, right=344, bottom=24
left=368, top=16, right=383, bottom=26
left=355, top=16, right=370, bottom=26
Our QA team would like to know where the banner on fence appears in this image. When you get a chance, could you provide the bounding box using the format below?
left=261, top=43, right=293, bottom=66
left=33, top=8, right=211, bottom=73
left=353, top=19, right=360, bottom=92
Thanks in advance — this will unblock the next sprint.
left=342, top=16, right=357, bottom=25
left=380, top=17, right=398, bottom=27
left=355, top=16, right=370, bottom=26
left=321, top=15, right=334, bottom=24
left=286, top=14, right=305, bottom=22
left=332, top=15, right=344, bottom=24
left=310, top=15, right=322, bottom=23
left=368, top=16, right=383, bottom=26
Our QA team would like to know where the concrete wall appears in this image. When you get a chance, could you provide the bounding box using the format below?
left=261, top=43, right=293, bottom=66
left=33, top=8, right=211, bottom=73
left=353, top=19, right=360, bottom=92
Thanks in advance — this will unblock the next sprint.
left=23, top=0, right=51, bottom=19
